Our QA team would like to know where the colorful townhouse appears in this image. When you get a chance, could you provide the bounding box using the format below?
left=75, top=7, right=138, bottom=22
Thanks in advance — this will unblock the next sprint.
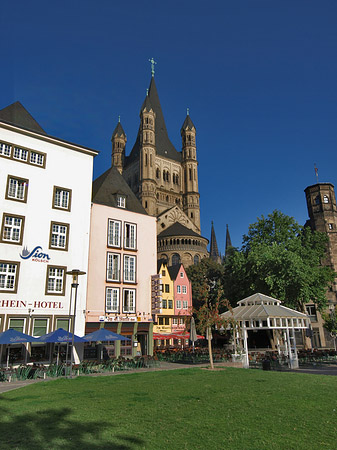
left=0, top=102, right=98, bottom=364
left=153, top=261, right=193, bottom=347
left=86, top=165, right=157, bottom=358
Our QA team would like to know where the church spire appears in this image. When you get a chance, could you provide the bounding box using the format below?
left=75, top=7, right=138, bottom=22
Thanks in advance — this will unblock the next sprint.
left=210, top=221, right=221, bottom=263
left=225, top=224, right=233, bottom=259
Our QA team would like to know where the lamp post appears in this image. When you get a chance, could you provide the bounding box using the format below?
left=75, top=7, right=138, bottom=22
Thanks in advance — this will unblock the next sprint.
left=66, top=269, right=86, bottom=378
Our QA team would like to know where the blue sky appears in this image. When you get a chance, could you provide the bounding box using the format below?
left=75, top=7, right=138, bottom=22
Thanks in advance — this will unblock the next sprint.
left=1, top=1, right=337, bottom=253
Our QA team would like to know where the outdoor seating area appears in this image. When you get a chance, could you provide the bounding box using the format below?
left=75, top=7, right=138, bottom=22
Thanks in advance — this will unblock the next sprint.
left=154, top=347, right=232, bottom=364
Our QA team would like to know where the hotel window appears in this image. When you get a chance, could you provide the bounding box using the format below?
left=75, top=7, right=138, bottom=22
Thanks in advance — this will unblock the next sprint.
left=107, top=253, right=120, bottom=282
left=0, top=142, right=12, bottom=157
left=30, top=151, right=45, bottom=167
left=50, top=222, right=69, bottom=250
left=6, top=175, right=28, bottom=202
left=177, top=285, right=181, bottom=294
left=9, top=318, right=25, bottom=333
left=117, top=195, right=126, bottom=208
left=183, top=301, right=188, bottom=309
left=13, top=146, right=28, bottom=162
left=1, top=214, right=25, bottom=245
left=123, top=289, right=136, bottom=313
left=124, top=255, right=136, bottom=283
left=33, top=318, right=48, bottom=337
left=53, top=186, right=71, bottom=211
left=46, top=266, right=66, bottom=295
left=168, top=299, right=173, bottom=309
left=182, top=285, right=187, bottom=294
left=124, top=223, right=136, bottom=249
left=56, top=318, right=70, bottom=330
left=162, top=299, right=167, bottom=309
left=176, top=300, right=182, bottom=309
left=106, top=287, right=119, bottom=313
left=108, top=219, right=121, bottom=247
left=0, top=261, right=20, bottom=293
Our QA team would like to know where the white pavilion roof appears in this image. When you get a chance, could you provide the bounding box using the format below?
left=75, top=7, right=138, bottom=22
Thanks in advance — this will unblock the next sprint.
left=221, top=293, right=308, bottom=329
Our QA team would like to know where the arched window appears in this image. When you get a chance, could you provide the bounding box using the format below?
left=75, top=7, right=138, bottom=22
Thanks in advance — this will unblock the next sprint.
left=172, top=253, right=180, bottom=265
left=194, top=255, right=200, bottom=265
left=315, top=195, right=320, bottom=205
left=156, top=168, right=160, bottom=179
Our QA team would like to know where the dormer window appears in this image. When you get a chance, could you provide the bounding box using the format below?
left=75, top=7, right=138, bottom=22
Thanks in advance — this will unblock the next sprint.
left=117, top=195, right=126, bottom=208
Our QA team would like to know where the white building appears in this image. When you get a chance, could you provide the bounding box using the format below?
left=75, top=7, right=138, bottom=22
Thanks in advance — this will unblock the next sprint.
left=0, top=102, right=98, bottom=363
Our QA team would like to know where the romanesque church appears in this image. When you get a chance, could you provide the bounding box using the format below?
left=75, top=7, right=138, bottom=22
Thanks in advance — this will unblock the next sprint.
left=110, top=70, right=208, bottom=267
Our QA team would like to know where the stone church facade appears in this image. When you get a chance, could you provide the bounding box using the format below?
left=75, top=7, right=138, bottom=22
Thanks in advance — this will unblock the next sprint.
left=111, top=73, right=208, bottom=266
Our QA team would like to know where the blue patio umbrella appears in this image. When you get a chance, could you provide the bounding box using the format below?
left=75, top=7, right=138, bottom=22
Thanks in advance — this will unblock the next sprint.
left=0, top=328, right=38, bottom=368
left=35, top=328, right=86, bottom=343
left=82, top=328, right=130, bottom=342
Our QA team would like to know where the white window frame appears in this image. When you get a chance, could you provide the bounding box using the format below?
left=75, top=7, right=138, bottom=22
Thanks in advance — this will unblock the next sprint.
left=124, top=255, right=136, bottom=283
left=176, top=300, right=182, bottom=309
left=117, top=195, right=126, bottom=208
left=53, top=186, right=71, bottom=211
left=50, top=222, right=69, bottom=250
left=108, top=219, right=121, bottom=247
left=123, top=289, right=136, bottom=313
left=177, top=285, right=181, bottom=294
left=1, top=214, right=25, bottom=245
left=106, top=287, right=120, bottom=313
left=172, top=318, right=178, bottom=325
left=180, top=272, right=184, bottom=278
left=13, top=146, right=28, bottom=162
left=107, top=253, right=120, bottom=282
left=124, top=223, right=137, bottom=250
left=182, top=285, right=187, bottom=294
left=46, top=266, right=66, bottom=295
left=30, top=151, right=45, bottom=167
left=0, top=261, right=20, bottom=293
left=33, top=318, right=49, bottom=337
left=183, top=301, right=188, bottom=309
left=9, top=317, right=26, bottom=333
left=6, top=176, right=28, bottom=202
left=0, top=142, right=12, bottom=157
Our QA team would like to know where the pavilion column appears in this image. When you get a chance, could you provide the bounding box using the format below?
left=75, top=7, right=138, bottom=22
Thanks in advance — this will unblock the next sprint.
left=243, top=326, right=249, bottom=369
left=290, top=327, right=299, bottom=369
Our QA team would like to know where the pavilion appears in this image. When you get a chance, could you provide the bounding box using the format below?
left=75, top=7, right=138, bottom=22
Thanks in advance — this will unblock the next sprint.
left=221, top=293, right=309, bottom=369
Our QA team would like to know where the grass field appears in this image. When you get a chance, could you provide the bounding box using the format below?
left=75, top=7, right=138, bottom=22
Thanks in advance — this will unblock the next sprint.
left=1, top=367, right=337, bottom=449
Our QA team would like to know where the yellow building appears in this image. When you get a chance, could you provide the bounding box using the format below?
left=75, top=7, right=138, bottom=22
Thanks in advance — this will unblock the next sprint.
left=153, top=261, right=174, bottom=336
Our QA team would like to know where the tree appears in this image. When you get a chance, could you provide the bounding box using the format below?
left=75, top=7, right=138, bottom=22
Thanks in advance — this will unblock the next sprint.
left=323, top=307, right=337, bottom=350
left=186, top=258, right=224, bottom=311
left=223, top=210, right=335, bottom=312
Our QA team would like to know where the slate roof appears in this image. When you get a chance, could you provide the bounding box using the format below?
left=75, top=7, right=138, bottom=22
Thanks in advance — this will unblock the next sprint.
left=158, top=222, right=201, bottom=238
left=210, top=222, right=220, bottom=260
left=92, top=166, right=147, bottom=214
left=0, top=101, right=46, bottom=134
left=111, top=121, right=126, bottom=139
left=126, top=77, right=181, bottom=164
left=167, top=264, right=182, bottom=281
left=181, top=114, right=195, bottom=131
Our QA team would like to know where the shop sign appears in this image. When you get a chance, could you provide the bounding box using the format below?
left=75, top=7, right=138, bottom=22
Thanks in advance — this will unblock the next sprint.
left=20, top=246, right=51, bottom=263
left=0, top=300, right=63, bottom=309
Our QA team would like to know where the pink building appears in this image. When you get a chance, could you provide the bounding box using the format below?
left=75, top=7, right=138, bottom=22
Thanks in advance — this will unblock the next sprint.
left=86, top=167, right=157, bottom=357
left=169, top=264, right=192, bottom=333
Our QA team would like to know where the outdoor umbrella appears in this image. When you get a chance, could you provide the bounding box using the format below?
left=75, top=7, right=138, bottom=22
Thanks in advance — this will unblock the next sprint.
left=35, top=328, right=86, bottom=365
left=0, top=328, right=38, bottom=368
left=189, top=317, right=198, bottom=352
left=82, top=328, right=130, bottom=361
left=82, top=328, right=130, bottom=342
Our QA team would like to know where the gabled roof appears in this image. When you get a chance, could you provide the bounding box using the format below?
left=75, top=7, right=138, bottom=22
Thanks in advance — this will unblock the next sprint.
left=126, top=77, right=181, bottom=164
left=0, top=101, right=46, bottom=134
left=158, top=222, right=201, bottom=238
left=167, top=264, right=182, bottom=281
left=92, top=166, right=147, bottom=214
left=111, top=121, right=126, bottom=139
left=157, top=259, right=167, bottom=273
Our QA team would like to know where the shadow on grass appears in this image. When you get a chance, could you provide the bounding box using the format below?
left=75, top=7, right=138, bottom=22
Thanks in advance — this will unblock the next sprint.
left=0, top=406, right=144, bottom=449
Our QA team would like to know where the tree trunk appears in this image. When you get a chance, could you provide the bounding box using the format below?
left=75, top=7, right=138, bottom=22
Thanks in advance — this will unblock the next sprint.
left=207, top=326, right=214, bottom=369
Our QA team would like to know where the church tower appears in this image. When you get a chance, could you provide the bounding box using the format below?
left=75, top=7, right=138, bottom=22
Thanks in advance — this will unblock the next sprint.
left=181, top=111, right=200, bottom=231
left=111, top=119, right=127, bottom=174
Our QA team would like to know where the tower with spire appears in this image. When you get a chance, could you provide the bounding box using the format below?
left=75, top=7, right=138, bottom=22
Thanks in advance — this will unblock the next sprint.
left=110, top=60, right=208, bottom=266
left=209, top=221, right=221, bottom=263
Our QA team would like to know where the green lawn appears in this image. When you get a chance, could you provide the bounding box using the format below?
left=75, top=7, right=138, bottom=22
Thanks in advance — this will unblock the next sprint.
left=1, top=368, right=337, bottom=449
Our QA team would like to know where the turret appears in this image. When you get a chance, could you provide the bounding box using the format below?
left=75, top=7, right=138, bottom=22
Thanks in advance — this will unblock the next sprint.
left=111, top=118, right=127, bottom=174
left=181, top=110, right=200, bottom=231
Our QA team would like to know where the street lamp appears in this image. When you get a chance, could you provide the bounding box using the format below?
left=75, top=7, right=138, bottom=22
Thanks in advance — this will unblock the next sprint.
left=66, top=269, right=86, bottom=377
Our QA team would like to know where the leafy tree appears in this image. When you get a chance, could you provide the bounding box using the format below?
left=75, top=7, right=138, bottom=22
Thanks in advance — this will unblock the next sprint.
left=186, top=258, right=224, bottom=311
left=223, top=210, right=335, bottom=312
left=323, top=307, right=337, bottom=350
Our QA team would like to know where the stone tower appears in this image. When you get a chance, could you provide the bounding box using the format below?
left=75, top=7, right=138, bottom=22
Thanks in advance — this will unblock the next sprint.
left=111, top=119, right=127, bottom=174
left=305, top=182, right=337, bottom=305
left=116, top=65, right=208, bottom=266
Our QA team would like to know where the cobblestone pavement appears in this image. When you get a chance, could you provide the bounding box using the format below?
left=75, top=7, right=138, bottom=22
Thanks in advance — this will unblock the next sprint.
left=1, top=361, right=336, bottom=394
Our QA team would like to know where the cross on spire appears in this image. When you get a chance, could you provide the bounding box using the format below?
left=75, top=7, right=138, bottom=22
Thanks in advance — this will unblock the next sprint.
left=148, top=57, right=157, bottom=77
